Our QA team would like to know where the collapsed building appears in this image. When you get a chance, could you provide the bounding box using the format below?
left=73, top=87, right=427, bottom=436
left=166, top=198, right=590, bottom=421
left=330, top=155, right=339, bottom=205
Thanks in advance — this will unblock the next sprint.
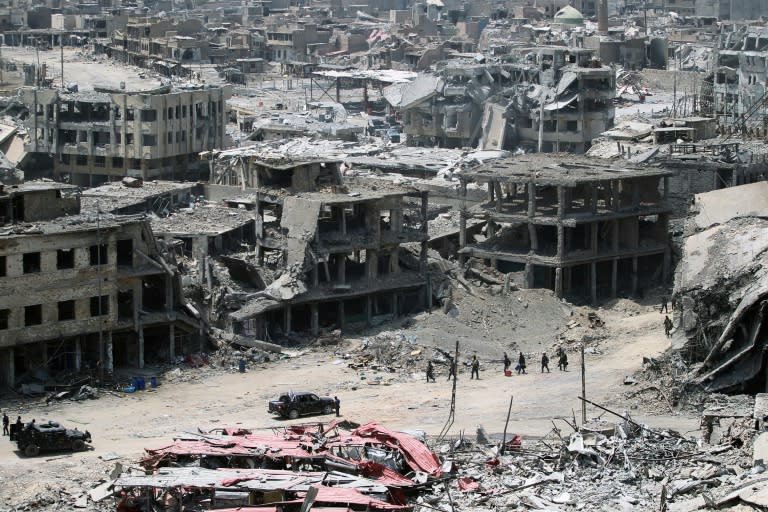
left=457, top=154, right=672, bottom=303
left=675, top=181, right=768, bottom=394
left=385, top=47, right=615, bottom=153
left=20, top=83, right=231, bottom=186
left=0, top=182, right=201, bottom=388
left=203, top=145, right=430, bottom=341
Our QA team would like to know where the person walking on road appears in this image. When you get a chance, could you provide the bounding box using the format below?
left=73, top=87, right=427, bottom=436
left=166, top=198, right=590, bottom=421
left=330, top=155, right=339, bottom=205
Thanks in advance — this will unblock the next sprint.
left=2, top=413, right=8, bottom=436
left=660, top=296, right=669, bottom=314
left=503, top=352, right=511, bottom=373
left=470, top=356, right=480, bottom=380
left=517, top=352, right=527, bottom=374
left=426, top=361, right=436, bottom=383
left=664, top=315, right=674, bottom=337
left=541, top=353, right=550, bottom=373
left=334, top=396, right=341, bottom=417
left=558, top=349, right=569, bottom=371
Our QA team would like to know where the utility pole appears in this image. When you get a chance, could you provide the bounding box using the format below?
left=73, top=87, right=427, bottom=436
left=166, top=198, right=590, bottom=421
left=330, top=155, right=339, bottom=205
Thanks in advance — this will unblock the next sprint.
left=60, top=30, right=64, bottom=88
left=581, top=344, right=586, bottom=424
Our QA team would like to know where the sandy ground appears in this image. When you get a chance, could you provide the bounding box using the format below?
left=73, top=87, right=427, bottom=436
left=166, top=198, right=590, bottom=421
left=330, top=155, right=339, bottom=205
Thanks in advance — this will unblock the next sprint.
left=0, top=296, right=700, bottom=507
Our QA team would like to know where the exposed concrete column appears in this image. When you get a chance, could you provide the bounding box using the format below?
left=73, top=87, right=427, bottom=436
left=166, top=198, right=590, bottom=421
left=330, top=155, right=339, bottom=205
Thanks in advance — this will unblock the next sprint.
left=524, top=262, right=534, bottom=288
left=557, top=224, right=565, bottom=258
left=74, top=338, right=82, bottom=371
left=310, top=304, right=319, bottom=336
left=554, top=267, right=563, bottom=298
left=337, top=301, right=345, bottom=331
left=312, top=263, right=319, bottom=286
left=138, top=327, right=145, bottom=369
left=591, top=184, right=598, bottom=214
left=591, top=222, right=598, bottom=255
left=494, top=182, right=503, bottom=212
left=488, top=182, right=495, bottom=202
left=165, top=274, right=173, bottom=312
left=389, top=250, right=399, bottom=273
left=339, top=206, right=346, bottom=235
left=590, top=261, right=597, bottom=304
left=557, top=186, right=566, bottom=219
left=631, top=256, right=638, bottom=296
left=367, top=249, right=378, bottom=282
left=459, top=181, right=467, bottom=249
left=527, top=181, right=536, bottom=218
left=392, top=292, right=399, bottom=318
left=284, top=305, right=291, bottom=335
left=611, top=259, right=618, bottom=298
left=169, top=324, right=175, bottom=362
left=105, top=332, right=113, bottom=374
left=337, top=254, right=346, bottom=284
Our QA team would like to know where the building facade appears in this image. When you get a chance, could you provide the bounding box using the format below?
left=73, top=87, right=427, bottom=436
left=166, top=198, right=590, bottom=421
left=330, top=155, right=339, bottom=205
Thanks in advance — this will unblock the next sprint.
left=21, top=84, right=231, bottom=186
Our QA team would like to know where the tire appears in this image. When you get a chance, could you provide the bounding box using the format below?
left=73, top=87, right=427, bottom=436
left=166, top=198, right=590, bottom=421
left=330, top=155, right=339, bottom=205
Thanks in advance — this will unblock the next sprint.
left=72, top=439, right=86, bottom=451
left=287, top=409, right=299, bottom=420
left=24, top=444, right=40, bottom=457
left=322, top=405, right=334, bottom=415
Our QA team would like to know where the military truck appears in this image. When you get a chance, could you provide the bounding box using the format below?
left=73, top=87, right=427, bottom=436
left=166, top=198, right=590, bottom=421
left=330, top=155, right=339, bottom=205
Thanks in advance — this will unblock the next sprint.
left=16, top=421, right=92, bottom=457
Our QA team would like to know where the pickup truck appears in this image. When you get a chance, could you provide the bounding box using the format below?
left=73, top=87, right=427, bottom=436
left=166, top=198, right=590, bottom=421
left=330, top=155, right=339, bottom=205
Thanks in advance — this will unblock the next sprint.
left=268, top=391, right=335, bottom=419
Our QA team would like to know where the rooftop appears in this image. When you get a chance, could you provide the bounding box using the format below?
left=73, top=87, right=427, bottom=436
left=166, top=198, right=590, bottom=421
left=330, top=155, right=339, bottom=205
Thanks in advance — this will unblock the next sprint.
left=462, top=154, right=673, bottom=186
left=81, top=181, right=197, bottom=212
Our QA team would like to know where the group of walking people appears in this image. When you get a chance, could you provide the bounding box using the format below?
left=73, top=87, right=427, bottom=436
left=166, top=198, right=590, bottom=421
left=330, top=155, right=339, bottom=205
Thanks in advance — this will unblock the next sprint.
left=425, top=348, right=570, bottom=382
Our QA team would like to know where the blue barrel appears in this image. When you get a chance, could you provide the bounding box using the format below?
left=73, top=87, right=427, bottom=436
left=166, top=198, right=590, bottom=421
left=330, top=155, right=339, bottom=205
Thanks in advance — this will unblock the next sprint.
left=137, top=377, right=145, bottom=390
left=131, top=377, right=139, bottom=389
left=239, top=359, right=246, bottom=373
left=150, top=377, right=158, bottom=388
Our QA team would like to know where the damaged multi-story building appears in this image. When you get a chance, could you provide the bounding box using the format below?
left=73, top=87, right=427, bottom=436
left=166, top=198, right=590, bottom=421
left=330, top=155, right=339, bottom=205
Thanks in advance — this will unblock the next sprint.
left=202, top=146, right=430, bottom=341
left=0, top=181, right=200, bottom=388
left=21, top=83, right=231, bottom=186
left=385, top=47, right=615, bottom=153
left=457, top=154, right=672, bottom=303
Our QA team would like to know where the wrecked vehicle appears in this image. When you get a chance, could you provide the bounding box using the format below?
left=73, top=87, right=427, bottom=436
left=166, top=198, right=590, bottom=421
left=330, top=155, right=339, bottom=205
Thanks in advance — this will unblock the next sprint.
left=16, top=421, right=92, bottom=456
left=269, top=391, right=335, bottom=419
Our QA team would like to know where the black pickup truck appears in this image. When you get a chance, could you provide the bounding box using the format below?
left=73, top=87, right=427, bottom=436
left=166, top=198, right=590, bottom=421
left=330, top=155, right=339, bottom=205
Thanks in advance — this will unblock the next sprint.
left=268, top=392, right=335, bottom=419
left=16, top=421, right=92, bottom=457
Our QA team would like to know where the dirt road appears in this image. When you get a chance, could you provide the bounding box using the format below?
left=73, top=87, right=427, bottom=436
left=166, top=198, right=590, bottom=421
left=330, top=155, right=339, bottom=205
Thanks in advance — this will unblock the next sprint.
left=0, top=299, right=700, bottom=508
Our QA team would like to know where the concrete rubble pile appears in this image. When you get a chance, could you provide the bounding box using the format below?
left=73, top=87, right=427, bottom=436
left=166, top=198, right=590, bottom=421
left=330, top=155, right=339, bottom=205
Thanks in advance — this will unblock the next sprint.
left=674, top=182, right=768, bottom=395
left=431, top=397, right=768, bottom=512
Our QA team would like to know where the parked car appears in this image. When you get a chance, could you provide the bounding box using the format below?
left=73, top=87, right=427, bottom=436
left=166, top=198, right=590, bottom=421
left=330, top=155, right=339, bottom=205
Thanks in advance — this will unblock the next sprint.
left=268, top=391, right=335, bottom=419
left=385, top=127, right=401, bottom=143
left=16, top=421, right=92, bottom=457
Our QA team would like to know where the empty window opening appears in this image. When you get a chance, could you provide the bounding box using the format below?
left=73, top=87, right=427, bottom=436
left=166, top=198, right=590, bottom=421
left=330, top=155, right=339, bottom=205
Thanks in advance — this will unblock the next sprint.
left=116, top=239, right=133, bottom=266
left=58, top=300, right=76, bottom=321
left=0, top=255, right=5, bottom=277
left=0, top=309, right=8, bottom=329
left=57, top=249, right=74, bottom=269
left=90, top=295, right=109, bottom=317
left=25, top=304, right=42, bottom=326
left=90, top=244, right=108, bottom=266
left=23, top=252, right=41, bottom=273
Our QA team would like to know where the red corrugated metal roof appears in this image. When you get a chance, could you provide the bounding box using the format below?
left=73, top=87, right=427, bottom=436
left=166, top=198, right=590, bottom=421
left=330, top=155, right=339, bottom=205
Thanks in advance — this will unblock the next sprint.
left=353, top=423, right=442, bottom=477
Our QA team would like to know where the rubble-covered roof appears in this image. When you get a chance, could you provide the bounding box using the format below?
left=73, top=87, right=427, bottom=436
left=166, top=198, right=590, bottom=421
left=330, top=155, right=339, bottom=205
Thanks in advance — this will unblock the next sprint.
left=463, top=154, right=673, bottom=185
left=81, top=181, right=196, bottom=212
left=0, top=212, right=146, bottom=237
left=150, top=204, right=255, bottom=236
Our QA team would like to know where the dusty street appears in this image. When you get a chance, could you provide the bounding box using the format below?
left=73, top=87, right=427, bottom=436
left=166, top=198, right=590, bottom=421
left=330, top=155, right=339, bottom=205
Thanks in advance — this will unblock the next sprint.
left=0, top=296, right=700, bottom=508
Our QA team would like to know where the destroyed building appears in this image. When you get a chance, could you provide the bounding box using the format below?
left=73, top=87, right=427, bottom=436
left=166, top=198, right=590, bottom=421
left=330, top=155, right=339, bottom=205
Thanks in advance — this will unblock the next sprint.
left=675, top=181, right=768, bottom=394
left=20, top=83, right=231, bottom=186
left=385, top=47, right=615, bottom=153
left=0, top=182, right=200, bottom=388
left=204, top=146, right=430, bottom=341
left=458, top=155, right=672, bottom=303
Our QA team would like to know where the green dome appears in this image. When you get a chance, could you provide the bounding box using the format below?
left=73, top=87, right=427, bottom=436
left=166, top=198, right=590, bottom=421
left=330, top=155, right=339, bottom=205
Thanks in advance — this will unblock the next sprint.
left=554, top=5, right=584, bottom=25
